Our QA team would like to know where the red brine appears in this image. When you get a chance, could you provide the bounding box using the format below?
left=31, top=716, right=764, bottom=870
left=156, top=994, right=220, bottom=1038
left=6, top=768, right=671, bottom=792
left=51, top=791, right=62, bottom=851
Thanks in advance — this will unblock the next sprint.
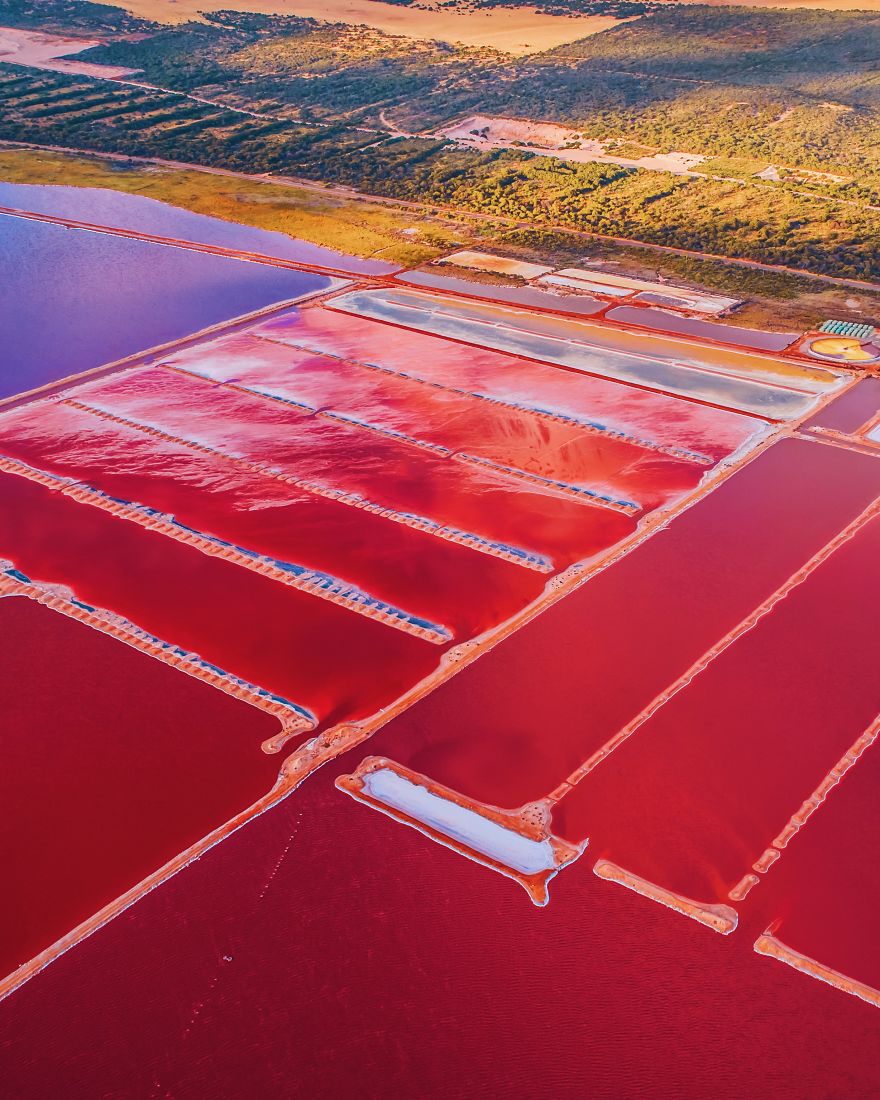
left=367, top=438, right=880, bottom=813
left=553, top=514, right=880, bottom=903
left=802, top=377, right=880, bottom=435
left=0, top=472, right=439, bottom=728
left=0, top=399, right=547, bottom=641
left=2, top=760, right=879, bottom=1100
left=161, top=333, right=706, bottom=513
left=0, top=595, right=282, bottom=983
left=251, top=305, right=761, bottom=460
left=753, top=720, right=880, bottom=996
left=66, top=365, right=639, bottom=570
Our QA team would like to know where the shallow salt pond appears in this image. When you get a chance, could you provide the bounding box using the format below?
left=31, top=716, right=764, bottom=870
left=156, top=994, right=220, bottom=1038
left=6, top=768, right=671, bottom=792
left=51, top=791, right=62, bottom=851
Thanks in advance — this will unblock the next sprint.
left=0, top=208, right=333, bottom=400
left=0, top=180, right=399, bottom=274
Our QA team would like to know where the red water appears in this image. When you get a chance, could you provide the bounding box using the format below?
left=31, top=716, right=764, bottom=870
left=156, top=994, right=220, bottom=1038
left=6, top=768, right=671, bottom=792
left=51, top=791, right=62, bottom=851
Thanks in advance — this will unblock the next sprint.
left=553, top=514, right=880, bottom=903
left=803, top=377, right=880, bottom=434
left=251, top=306, right=759, bottom=461
left=605, top=305, right=798, bottom=353
left=162, top=333, right=703, bottom=512
left=751, top=728, right=880, bottom=992
left=0, top=472, right=438, bottom=727
left=367, top=438, right=880, bottom=812
left=0, top=595, right=281, bottom=983
left=0, top=399, right=546, bottom=640
left=1, top=761, right=878, bottom=1100
left=69, top=366, right=638, bottom=569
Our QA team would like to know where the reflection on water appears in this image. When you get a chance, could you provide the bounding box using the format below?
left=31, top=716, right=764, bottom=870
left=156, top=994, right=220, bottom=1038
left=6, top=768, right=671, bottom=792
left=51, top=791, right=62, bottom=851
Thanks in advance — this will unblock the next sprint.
left=0, top=180, right=399, bottom=275
left=332, top=287, right=840, bottom=420
left=0, top=212, right=330, bottom=399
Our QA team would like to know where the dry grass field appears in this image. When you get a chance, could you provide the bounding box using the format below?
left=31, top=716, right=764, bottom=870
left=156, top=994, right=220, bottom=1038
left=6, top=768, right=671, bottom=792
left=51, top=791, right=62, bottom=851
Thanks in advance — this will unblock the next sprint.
left=108, top=0, right=622, bottom=53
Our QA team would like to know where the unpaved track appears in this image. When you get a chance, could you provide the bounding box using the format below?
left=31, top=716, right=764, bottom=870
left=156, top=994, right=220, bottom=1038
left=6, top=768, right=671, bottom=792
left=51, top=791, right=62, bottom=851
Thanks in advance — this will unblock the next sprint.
left=3, top=138, right=880, bottom=293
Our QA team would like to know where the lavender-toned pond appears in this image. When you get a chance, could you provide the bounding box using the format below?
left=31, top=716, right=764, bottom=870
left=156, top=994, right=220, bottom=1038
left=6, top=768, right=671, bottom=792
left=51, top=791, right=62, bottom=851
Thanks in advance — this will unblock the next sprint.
left=0, top=208, right=335, bottom=400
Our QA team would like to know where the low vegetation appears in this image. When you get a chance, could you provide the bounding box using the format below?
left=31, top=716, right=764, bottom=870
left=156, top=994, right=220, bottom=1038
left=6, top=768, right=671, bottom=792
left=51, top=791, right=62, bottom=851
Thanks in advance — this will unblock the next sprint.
left=0, top=0, right=149, bottom=32
left=0, top=145, right=479, bottom=263
left=0, top=2, right=879, bottom=280
left=6, top=143, right=880, bottom=332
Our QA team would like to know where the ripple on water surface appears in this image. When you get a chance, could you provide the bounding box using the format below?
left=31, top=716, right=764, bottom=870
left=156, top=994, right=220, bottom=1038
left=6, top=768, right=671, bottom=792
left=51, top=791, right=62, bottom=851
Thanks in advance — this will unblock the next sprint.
left=0, top=212, right=332, bottom=400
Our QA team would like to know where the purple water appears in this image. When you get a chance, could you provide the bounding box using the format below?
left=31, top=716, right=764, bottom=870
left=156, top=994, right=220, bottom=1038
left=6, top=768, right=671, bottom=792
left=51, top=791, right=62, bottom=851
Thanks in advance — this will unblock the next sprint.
left=0, top=181, right=400, bottom=275
left=398, top=269, right=606, bottom=316
left=606, top=304, right=799, bottom=352
left=0, top=211, right=331, bottom=400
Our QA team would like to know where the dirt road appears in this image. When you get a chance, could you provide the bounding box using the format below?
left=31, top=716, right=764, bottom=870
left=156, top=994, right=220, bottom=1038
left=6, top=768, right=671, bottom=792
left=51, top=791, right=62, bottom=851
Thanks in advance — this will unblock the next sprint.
left=3, top=138, right=879, bottom=293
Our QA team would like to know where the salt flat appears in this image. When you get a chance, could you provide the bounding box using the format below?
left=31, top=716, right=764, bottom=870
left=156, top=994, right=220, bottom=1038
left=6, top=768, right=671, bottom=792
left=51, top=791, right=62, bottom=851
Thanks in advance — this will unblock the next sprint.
left=0, top=26, right=139, bottom=77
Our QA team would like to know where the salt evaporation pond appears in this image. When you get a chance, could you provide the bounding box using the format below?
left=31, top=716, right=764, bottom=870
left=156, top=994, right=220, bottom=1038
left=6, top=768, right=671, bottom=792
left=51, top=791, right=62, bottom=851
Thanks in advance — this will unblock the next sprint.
left=0, top=211, right=332, bottom=400
left=0, top=180, right=399, bottom=275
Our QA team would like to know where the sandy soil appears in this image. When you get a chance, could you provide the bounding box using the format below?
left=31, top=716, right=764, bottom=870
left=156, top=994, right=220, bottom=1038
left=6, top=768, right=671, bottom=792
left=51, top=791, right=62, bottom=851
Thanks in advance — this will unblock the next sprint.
left=438, top=249, right=552, bottom=279
left=107, top=0, right=620, bottom=53
left=0, top=26, right=139, bottom=77
left=440, top=115, right=706, bottom=176
left=677, top=0, right=879, bottom=9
